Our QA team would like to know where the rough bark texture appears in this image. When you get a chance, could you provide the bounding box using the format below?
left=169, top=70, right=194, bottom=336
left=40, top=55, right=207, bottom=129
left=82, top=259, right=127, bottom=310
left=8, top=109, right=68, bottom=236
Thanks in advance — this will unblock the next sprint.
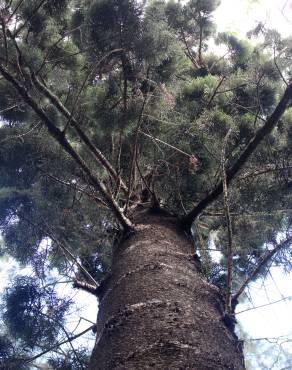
left=89, top=209, right=245, bottom=370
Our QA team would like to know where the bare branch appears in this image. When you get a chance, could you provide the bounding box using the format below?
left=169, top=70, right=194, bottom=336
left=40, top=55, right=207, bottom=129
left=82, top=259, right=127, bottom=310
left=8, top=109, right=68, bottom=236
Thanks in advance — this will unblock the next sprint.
left=45, top=227, right=99, bottom=288
left=221, top=128, right=233, bottom=314
left=238, top=165, right=292, bottom=181
left=236, top=295, right=292, bottom=315
left=0, top=121, right=40, bottom=143
left=139, top=130, right=191, bottom=158
left=44, top=172, right=109, bottom=209
left=181, top=82, right=292, bottom=229
left=24, top=325, right=95, bottom=364
left=233, top=236, right=292, bottom=302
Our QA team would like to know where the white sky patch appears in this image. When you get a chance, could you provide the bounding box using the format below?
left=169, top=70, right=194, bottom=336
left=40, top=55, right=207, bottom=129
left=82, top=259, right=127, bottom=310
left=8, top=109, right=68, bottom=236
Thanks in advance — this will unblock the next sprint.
left=214, top=0, right=292, bottom=38
left=236, top=267, right=292, bottom=339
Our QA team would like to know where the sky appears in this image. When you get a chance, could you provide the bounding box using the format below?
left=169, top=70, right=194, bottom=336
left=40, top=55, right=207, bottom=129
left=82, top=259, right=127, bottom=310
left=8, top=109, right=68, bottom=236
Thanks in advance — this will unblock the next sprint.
left=214, top=0, right=292, bottom=38
left=0, top=0, right=291, bottom=367
left=213, top=0, right=292, bottom=367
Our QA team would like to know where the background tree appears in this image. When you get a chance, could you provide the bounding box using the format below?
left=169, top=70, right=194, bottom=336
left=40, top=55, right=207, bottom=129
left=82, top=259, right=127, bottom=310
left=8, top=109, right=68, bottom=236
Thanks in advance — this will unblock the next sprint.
left=0, top=0, right=291, bottom=368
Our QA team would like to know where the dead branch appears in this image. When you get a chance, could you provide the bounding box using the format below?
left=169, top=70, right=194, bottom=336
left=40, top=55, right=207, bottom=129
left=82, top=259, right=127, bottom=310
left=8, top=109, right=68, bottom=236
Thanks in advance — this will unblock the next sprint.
left=221, top=128, right=233, bottom=314
left=45, top=226, right=99, bottom=288
left=139, top=130, right=191, bottom=157
left=0, top=121, right=40, bottom=143
left=233, top=236, right=292, bottom=302
left=238, top=165, right=292, bottom=181
left=22, top=324, right=95, bottom=364
left=44, top=173, right=109, bottom=209
left=236, top=295, right=292, bottom=315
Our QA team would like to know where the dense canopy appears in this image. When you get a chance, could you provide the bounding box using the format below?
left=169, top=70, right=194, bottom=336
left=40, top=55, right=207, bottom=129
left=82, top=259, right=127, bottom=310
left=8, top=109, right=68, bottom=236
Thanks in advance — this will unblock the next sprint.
left=0, top=0, right=291, bottom=368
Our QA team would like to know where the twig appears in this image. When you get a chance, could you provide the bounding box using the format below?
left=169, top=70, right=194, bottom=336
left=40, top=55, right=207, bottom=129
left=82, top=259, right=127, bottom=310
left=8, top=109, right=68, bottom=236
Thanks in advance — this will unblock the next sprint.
left=44, top=173, right=109, bottom=209
left=46, top=227, right=99, bottom=288
left=0, top=104, right=17, bottom=114
left=207, top=75, right=226, bottom=108
left=63, top=48, right=123, bottom=133
left=36, top=26, right=82, bottom=75
left=24, top=325, right=95, bottom=364
left=221, top=128, right=233, bottom=314
left=125, top=93, right=148, bottom=211
left=236, top=295, right=292, bottom=315
left=0, top=121, right=40, bottom=143
left=233, top=236, right=292, bottom=302
left=139, top=130, right=191, bottom=157
left=273, top=46, right=288, bottom=86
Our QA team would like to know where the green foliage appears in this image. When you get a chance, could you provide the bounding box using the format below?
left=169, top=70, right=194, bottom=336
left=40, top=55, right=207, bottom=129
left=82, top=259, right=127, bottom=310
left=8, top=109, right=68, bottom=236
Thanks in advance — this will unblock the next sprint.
left=0, top=0, right=291, bottom=367
left=48, top=348, right=90, bottom=370
left=3, top=276, right=71, bottom=348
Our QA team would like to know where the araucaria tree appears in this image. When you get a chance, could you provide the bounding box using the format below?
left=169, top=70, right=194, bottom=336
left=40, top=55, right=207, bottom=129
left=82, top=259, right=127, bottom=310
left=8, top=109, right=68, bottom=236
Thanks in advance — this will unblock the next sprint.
left=0, top=0, right=291, bottom=369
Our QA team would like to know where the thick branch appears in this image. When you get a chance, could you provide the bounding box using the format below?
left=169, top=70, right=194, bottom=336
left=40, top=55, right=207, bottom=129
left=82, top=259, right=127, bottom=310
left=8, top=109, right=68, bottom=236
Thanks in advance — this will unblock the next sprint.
left=182, top=82, right=292, bottom=229
left=233, top=236, right=292, bottom=302
left=0, top=64, right=134, bottom=230
left=73, top=279, right=99, bottom=296
left=31, top=74, right=128, bottom=194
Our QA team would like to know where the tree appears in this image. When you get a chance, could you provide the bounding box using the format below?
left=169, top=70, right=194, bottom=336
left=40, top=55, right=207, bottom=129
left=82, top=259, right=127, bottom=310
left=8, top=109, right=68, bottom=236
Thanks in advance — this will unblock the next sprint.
left=0, top=0, right=291, bottom=369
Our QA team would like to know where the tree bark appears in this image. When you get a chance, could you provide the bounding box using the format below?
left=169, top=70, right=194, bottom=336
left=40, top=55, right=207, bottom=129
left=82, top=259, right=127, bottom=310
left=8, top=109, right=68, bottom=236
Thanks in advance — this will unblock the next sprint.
left=89, top=209, right=245, bottom=370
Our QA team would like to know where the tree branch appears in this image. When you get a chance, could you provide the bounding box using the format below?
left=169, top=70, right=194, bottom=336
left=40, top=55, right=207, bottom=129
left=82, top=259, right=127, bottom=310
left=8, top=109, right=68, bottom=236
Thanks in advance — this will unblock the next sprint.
left=236, top=295, right=292, bottom=315
left=12, top=0, right=47, bottom=38
left=44, top=172, right=109, bottom=209
left=233, top=236, right=292, bottom=302
left=221, top=128, right=233, bottom=314
left=31, top=73, right=128, bottom=194
left=0, top=63, right=134, bottom=230
left=73, top=279, right=99, bottom=296
left=24, top=325, right=95, bottom=364
left=181, top=82, right=292, bottom=229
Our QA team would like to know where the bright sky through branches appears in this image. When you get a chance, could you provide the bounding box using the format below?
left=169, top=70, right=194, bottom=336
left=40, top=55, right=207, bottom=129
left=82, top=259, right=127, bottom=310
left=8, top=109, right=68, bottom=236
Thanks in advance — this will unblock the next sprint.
left=214, top=0, right=292, bottom=37
left=0, top=0, right=291, bottom=367
left=211, top=1, right=292, bottom=367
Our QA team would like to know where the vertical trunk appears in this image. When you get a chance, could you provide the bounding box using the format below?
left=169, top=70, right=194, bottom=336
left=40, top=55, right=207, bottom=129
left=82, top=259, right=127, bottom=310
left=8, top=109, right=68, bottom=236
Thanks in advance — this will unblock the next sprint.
left=89, top=210, right=245, bottom=370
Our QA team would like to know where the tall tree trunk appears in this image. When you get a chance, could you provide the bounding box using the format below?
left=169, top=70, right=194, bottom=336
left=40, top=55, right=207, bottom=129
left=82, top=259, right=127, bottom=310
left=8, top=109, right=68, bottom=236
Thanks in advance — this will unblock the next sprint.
left=89, top=210, right=245, bottom=370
